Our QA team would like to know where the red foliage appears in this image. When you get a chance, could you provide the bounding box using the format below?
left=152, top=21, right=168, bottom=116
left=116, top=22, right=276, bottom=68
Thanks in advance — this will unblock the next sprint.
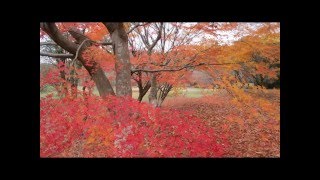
left=40, top=66, right=63, bottom=90
left=163, top=91, right=280, bottom=157
left=40, top=96, right=227, bottom=157
left=40, top=97, right=84, bottom=157
left=82, top=45, right=115, bottom=72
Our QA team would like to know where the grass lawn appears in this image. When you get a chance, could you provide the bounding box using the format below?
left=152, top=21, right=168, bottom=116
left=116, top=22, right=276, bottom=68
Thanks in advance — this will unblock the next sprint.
left=40, top=85, right=217, bottom=101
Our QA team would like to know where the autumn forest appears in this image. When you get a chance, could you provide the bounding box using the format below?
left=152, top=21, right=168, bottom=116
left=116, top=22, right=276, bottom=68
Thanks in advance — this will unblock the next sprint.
left=40, top=22, right=280, bottom=157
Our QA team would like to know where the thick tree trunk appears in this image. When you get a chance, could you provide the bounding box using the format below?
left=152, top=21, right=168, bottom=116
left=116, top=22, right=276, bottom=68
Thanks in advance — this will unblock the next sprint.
left=41, top=23, right=115, bottom=98
left=91, top=68, right=114, bottom=98
left=68, top=29, right=115, bottom=98
left=148, top=74, right=158, bottom=107
left=104, top=23, right=132, bottom=97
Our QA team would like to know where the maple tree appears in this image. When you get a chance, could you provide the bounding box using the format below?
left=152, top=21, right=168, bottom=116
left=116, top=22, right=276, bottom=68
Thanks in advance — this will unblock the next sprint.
left=40, top=22, right=280, bottom=157
left=128, top=23, right=219, bottom=106
left=41, top=22, right=279, bottom=101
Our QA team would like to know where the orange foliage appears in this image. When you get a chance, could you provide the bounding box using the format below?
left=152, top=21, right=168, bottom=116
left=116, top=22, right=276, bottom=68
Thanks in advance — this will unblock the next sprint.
left=40, top=22, right=280, bottom=157
left=82, top=45, right=115, bottom=71
left=84, top=23, right=108, bottom=41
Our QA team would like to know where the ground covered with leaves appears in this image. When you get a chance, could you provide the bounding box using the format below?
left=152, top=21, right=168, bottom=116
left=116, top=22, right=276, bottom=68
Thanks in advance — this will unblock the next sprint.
left=163, top=89, right=280, bottom=157
left=40, top=89, right=279, bottom=158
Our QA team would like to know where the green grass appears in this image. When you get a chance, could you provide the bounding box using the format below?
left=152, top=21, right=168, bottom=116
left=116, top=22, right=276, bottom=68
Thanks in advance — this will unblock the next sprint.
left=91, top=87, right=147, bottom=101
left=40, top=85, right=59, bottom=98
left=40, top=85, right=215, bottom=101
left=178, top=88, right=216, bottom=98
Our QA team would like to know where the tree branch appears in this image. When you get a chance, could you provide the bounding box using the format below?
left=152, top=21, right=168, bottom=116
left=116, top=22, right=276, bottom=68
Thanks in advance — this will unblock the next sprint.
left=127, top=23, right=149, bottom=34
left=40, top=23, right=78, bottom=54
left=71, top=39, right=90, bottom=63
left=131, top=60, right=255, bottom=73
left=40, top=52, right=74, bottom=58
left=148, top=22, right=163, bottom=53
left=40, top=40, right=112, bottom=46
left=136, top=27, right=150, bottom=48
left=40, top=42, right=58, bottom=46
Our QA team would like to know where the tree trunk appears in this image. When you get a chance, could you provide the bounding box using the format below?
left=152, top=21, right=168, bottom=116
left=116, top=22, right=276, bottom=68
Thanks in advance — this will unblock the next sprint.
left=104, top=23, right=132, bottom=97
left=138, top=81, right=151, bottom=102
left=41, top=23, right=115, bottom=98
left=69, top=67, right=78, bottom=98
left=71, top=83, right=77, bottom=98
left=148, top=74, right=158, bottom=107
left=137, top=93, right=144, bottom=102
left=157, top=83, right=173, bottom=107
left=68, top=28, right=115, bottom=98
left=56, top=59, right=68, bottom=97
left=91, top=68, right=114, bottom=98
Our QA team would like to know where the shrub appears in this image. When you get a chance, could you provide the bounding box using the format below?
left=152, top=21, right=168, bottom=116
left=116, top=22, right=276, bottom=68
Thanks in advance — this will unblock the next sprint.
left=40, top=95, right=227, bottom=157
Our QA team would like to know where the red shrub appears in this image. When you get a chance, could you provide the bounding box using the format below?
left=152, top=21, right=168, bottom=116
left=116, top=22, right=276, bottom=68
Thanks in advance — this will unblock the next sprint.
left=40, top=96, right=227, bottom=157
left=40, top=96, right=85, bottom=157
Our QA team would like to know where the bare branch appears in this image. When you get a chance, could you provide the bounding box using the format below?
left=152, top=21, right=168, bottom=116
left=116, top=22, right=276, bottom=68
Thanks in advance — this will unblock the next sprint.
left=132, top=24, right=151, bottom=51
left=143, top=25, right=149, bottom=45
left=40, top=42, right=58, bottom=46
left=136, top=26, right=150, bottom=48
left=148, top=22, right=163, bottom=53
left=40, top=40, right=112, bottom=47
left=131, top=60, right=255, bottom=73
left=71, top=39, right=90, bottom=63
left=127, top=23, right=149, bottom=34
left=40, top=52, right=74, bottom=58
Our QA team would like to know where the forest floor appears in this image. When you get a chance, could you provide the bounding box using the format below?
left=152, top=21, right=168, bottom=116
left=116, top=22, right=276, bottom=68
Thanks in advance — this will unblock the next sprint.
left=41, top=86, right=280, bottom=157
left=163, top=89, right=280, bottom=157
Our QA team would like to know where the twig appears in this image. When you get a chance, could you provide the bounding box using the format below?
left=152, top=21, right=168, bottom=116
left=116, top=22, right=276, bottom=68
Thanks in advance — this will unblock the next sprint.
left=72, top=39, right=90, bottom=63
